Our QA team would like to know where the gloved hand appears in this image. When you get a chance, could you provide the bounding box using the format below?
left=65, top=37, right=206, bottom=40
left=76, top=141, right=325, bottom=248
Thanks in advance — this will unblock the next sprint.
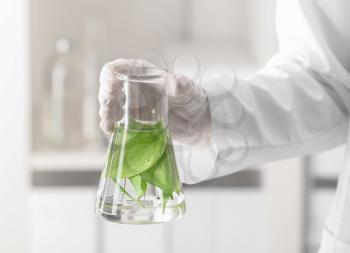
left=98, top=58, right=211, bottom=144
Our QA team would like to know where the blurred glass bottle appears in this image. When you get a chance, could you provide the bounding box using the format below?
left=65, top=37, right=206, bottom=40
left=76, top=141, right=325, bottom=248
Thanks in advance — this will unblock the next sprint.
left=82, top=20, right=100, bottom=148
left=42, top=38, right=83, bottom=148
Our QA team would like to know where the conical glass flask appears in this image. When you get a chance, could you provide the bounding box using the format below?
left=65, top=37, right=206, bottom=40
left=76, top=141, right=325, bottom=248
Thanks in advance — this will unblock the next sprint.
left=96, top=67, right=186, bottom=224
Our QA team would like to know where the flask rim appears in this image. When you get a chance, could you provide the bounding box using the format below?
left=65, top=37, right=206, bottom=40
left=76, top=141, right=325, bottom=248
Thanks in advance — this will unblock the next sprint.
left=117, top=66, right=168, bottom=82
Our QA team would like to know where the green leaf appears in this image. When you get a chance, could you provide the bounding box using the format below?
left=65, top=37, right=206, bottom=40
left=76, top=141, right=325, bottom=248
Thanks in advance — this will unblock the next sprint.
left=120, top=129, right=167, bottom=178
left=140, top=138, right=181, bottom=208
left=129, top=175, right=148, bottom=199
left=104, top=120, right=167, bottom=181
left=162, top=191, right=172, bottom=213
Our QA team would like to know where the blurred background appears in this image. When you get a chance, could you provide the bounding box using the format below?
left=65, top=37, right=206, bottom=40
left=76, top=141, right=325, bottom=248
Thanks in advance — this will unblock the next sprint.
left=0, top=0, right=343, bottom=252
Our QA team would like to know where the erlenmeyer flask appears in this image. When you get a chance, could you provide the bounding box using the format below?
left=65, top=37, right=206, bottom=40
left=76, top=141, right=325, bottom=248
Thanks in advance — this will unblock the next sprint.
left=96, top=67, right=186, bottom=224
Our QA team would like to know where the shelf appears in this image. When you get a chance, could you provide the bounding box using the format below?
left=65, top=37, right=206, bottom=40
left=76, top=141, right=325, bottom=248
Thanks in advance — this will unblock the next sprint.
left=30, top=151, right=105, bottom=171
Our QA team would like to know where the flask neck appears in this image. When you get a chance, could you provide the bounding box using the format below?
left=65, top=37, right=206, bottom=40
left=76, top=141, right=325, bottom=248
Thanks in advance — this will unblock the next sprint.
left=120, top=67, right=168, bottom=127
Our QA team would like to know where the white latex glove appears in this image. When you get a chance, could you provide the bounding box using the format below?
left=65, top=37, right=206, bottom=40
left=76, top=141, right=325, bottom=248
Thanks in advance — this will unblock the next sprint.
left=98, top=58, right=211, bottom=145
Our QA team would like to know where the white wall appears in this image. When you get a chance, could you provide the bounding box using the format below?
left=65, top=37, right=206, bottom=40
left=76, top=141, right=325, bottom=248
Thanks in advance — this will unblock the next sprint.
left=0, top=0, right=29, bottom=252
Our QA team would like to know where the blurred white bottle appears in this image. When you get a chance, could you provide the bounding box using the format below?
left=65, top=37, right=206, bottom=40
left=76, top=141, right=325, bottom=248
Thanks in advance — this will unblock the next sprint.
left=43, top=38, right=83, bottom=148
left=82, top=20, right=100, bottom=148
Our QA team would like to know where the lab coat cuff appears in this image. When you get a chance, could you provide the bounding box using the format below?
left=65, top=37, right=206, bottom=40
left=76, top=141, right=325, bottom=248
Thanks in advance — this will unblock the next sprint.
left=200, top=75, right=236, bottom=151
left=200, top=76, right=247, bottom=176
left=318, top=228, right=350, bottom=253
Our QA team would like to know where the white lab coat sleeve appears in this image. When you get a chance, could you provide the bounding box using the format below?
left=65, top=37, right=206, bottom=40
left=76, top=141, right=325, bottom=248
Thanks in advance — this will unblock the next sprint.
left=178, top=0, right=350, bottom=185
left=181, top=56, right=348, bottom=184
left=176, top=0, right=350, bottom=252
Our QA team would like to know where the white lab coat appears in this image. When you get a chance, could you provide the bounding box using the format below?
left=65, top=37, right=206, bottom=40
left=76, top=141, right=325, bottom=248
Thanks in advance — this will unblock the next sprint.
left=177, top=0, right=350, bottom=252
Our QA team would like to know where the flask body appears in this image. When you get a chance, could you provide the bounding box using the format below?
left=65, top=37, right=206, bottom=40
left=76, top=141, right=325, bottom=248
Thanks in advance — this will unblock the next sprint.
left=96, top=67, right=186, bottom=224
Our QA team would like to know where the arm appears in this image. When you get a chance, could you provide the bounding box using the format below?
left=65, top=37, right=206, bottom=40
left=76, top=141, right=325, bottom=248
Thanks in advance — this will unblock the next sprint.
left=179, top=0, right=350, bottom=184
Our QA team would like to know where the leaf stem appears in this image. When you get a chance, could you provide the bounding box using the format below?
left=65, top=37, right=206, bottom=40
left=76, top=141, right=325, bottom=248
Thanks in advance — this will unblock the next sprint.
left=118, top=184, right=145, bottom=208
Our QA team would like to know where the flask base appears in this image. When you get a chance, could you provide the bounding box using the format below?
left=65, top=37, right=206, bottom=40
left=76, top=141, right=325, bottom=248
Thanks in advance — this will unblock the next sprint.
left=96, top=200, right=186, bottom=224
